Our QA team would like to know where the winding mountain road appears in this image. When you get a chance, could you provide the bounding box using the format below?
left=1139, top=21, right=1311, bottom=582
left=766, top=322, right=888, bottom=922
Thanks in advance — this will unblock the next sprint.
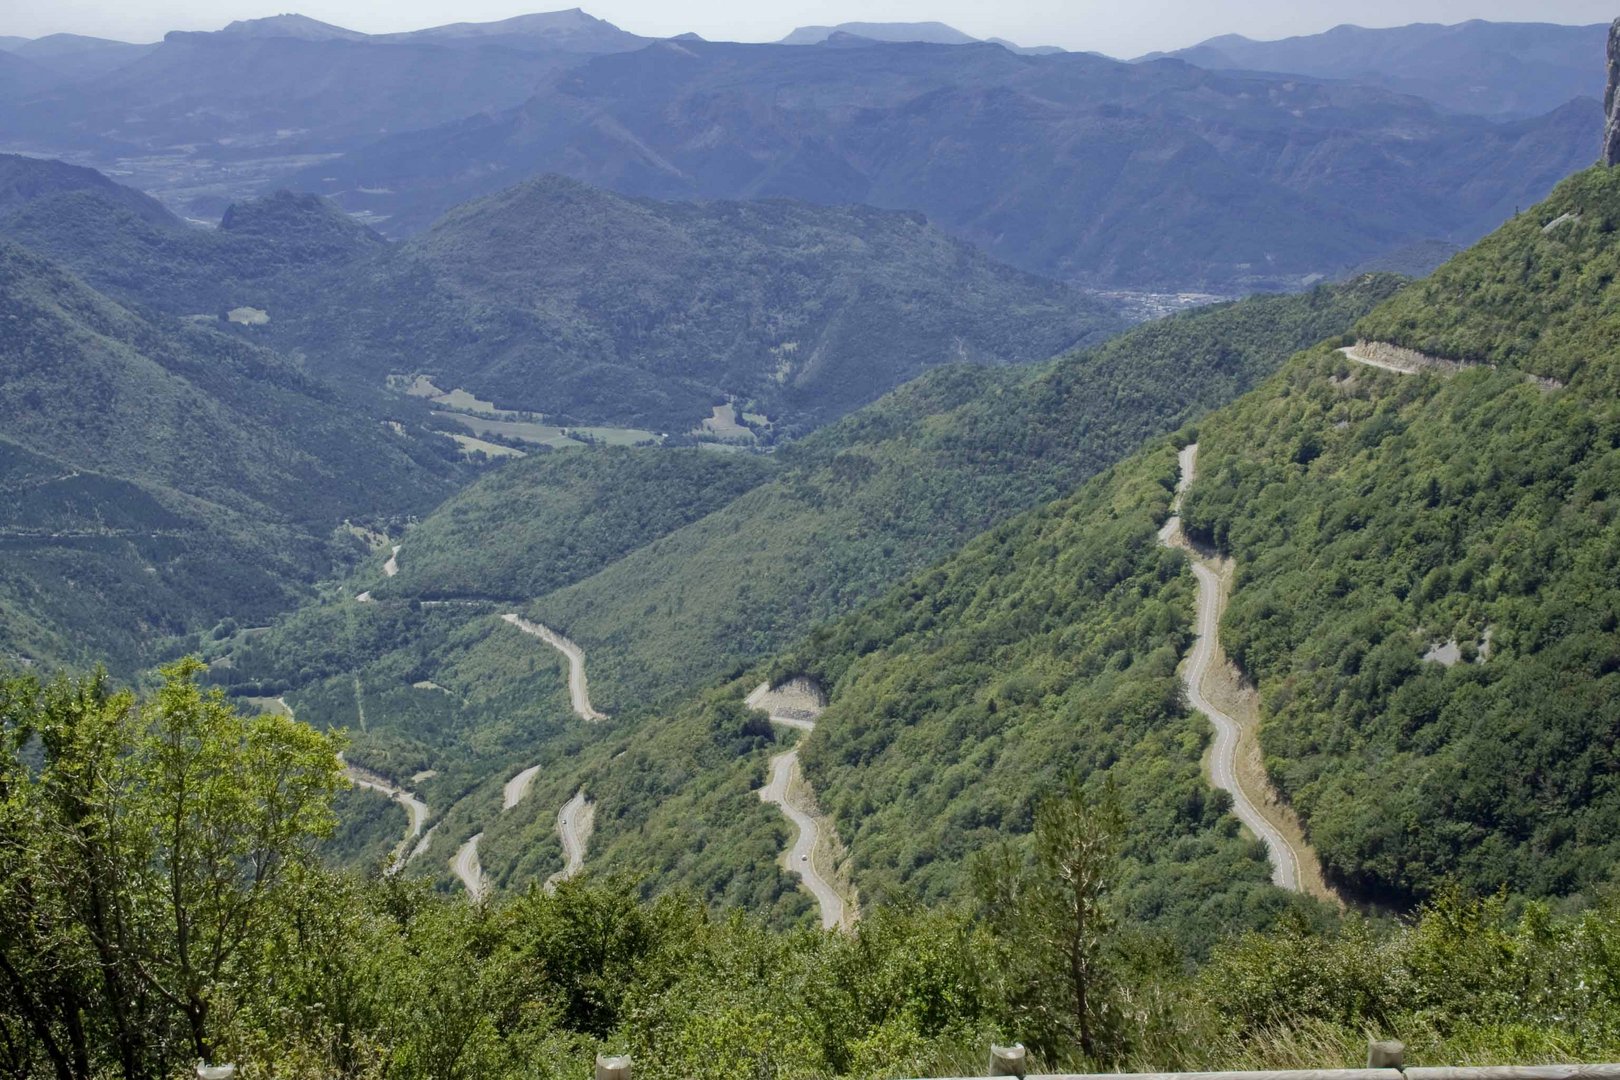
left=503, top=765, right=542, bottom=810
left=453, top=711, right=596, bottom=900
left=454, top=833, right=489, bottom=901
left=502, top=614, right=607, bottom=721
left=749, top=681, right=853, bottom=930
left=339, top=756, right=432, bottom=873
left=1339, top=343, right=1427, bottom=375
left=545, top=789, right=594, bottom=890
left=1159, top=444, right=1303, bottom=892
left=1340, top=342, right=1563, bottom=391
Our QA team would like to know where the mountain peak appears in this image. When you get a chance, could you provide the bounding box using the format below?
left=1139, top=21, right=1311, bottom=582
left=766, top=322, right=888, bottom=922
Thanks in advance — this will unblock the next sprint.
left=372, top=9, right=646, bottom=52
left=214, top=14, right=367, bottom=41
left=218, top=189, right=383, bottom=254
left=779, top=21, right=979, bottom=47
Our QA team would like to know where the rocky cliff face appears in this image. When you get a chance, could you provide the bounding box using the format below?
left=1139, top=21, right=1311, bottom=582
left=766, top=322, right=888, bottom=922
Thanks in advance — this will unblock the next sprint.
left=1604, top=19, right=1620, bottom=165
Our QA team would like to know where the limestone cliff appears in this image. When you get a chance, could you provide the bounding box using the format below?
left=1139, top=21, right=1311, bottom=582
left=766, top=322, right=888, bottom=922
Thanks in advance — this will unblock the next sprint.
left=1604, top=18, right=1620, bottom=165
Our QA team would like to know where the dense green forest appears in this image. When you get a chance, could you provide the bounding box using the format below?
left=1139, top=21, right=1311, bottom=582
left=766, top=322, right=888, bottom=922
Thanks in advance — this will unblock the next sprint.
left=530, top=276, right=1402, bottom=710
left=777, top=444, right=1280, bottom=932
left=0, top=239, right=464, bottom=672
left=6, top=665, right=1619, bottom=1080
left=207, top=277, right=1394, bottom=905
left=375, top=449, right=774, bottom=601
left=1174, top=167, right=1620, bottom=905
left=726, top=166, right=1620, bottom=915
left=1356, top=166, right=1620, bottom=387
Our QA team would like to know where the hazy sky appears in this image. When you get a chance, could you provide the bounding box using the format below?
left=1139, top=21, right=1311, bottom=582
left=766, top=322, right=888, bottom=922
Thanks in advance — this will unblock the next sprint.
left=4, top=0, right=1614, bottom=58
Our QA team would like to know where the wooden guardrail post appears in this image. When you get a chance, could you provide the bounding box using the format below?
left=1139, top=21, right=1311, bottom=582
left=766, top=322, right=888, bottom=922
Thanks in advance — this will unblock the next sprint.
left=594, top=1054, right=631, bottom=1080
left=1367, top=1041, right=1405, bottom=1070
left=988, top=1043, right=1027, bottom=1078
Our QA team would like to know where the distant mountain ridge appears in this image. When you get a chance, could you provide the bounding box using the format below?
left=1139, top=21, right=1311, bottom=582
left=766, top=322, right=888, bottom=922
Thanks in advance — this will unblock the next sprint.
left=203, top=13, right=369, bottom=41
left=780, top=22, right=978, bottom=46
left=0, top=7, right=653, bottom=205
left=292, top=36, right=1598, bottom=290
left=0, top=11, right=1601, bottom=292
left=189, top=7, right=648, bottom=51
left=1145, top=20, right=1606, bottom=119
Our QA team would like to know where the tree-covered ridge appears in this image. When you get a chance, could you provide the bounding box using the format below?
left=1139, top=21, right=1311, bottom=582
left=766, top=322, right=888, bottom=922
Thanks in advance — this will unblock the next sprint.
left=1182, top=342, right=1620, bottom=905
left=8, top=664, right=1620, bottom=1079
left=207, top=276, right=1394, bottom=908
left=1156, top=167, right=1620, bottom=907
left=0, top=169, right=1120, bottom=434
left=400, top=175, right=1119, bottom=433
left=1356, top=165, right=1620, bottom=388
left=0, top=152, right=179, bottom=227
left=529, top=276, right=1403, bottom=710
left=375, top=449, right=775, bottom=602
left=0, top=239, right=464, bottom=672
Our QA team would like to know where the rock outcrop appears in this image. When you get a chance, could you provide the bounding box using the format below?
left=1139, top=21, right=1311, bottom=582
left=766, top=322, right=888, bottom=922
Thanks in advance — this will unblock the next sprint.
left=1604, top=19, right=1620, bottom=165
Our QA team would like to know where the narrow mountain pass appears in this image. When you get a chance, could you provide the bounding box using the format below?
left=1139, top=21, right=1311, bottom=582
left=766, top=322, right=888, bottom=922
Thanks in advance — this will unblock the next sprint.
left=748, top=680, right=857, bottom=930
left=1158, top=444, right=1327, bottom=896
left=502, top=614, right=608, bottom=721
left=545, top=788, right=595, bottom=891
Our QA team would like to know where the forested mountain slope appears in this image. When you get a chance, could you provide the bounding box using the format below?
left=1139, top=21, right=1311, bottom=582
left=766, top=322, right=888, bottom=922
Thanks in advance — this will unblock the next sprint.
left=0, top=153, right=178, bottom=225
left=0, top=239, right=463, bottom=672
left=212, top=276, right=1394, bottom=915
left=343, top=176, right=1118, bottom=431
left=294, top=37, right=1596, bottom=289
left=1, top=168, right=1117, bottom=431
left=782, top=164, right=1620, bottom=913
left=1178, top=165, right=1620, bottom=904
left=377, top=449, right=775, bottom=601
left=522, top=278, right=1398, bottom=709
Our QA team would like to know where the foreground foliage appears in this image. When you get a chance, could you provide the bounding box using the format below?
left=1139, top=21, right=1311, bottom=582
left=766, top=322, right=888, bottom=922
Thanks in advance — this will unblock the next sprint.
left=4, top=673, right=1618, bottom=1080
left=0, top=662, right=342, bottom=1078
